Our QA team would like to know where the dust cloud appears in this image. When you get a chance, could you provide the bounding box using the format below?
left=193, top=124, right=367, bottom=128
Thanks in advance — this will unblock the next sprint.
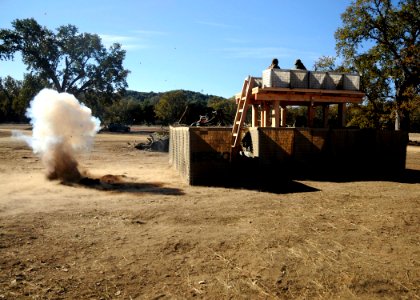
left=13, top=88, right=100, bottom=182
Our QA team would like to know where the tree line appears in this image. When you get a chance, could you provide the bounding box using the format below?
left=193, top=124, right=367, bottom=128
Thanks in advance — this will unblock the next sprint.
left=1, top=0, right=419, bottom=130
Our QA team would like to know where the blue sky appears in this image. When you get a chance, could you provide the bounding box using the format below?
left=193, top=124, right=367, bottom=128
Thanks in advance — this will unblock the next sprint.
left=0, top=0, right=354, bottom=98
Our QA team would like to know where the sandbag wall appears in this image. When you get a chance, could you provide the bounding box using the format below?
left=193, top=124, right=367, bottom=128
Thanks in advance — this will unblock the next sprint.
left=169, top=126, right=232, bottom=185
left=170, top=126, right=408, bottom=185
left=250, top=127, right=408, bottom=174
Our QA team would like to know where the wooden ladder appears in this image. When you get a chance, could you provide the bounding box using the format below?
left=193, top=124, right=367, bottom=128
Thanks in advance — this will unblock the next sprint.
left=231, top=76, right=253, bottom=148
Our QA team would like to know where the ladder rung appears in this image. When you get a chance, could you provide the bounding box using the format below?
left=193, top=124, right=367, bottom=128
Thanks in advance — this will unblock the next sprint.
left=239, top=109, right=244, bottom=113
left=233, top=133, right=238, bottom=137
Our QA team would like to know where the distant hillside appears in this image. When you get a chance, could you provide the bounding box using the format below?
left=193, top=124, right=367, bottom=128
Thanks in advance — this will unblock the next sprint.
left=124, top=89, right=227, bottom=103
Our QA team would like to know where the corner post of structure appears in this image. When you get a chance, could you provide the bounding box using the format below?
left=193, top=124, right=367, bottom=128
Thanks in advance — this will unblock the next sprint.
left=271, top=101, right=280, bottom=127
left=338, top=103, right=347, bottom=128
left=322, top=104, right=329, bottom=128
left=252, top=104, right=258, bottom=127
left=280, top=105, right=287, bottom=127
left=307, top=102, right=316, bottom=128
left=261, top=102, right=269, bottom=127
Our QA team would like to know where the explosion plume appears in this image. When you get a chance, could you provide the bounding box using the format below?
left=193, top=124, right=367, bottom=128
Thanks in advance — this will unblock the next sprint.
left=14, top=89, right=100, bottom=182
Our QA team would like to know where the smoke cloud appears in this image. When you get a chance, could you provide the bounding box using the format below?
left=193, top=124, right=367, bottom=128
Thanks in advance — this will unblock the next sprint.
left=14, top=88, right=101, bottom=182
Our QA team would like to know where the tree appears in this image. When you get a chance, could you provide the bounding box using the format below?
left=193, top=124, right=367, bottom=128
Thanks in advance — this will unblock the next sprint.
left=335, top=0, right=419, bottom=131
left=207, top=96, right=236, bottom=125
left=15, top=74, right=49, bottom=122
left=0, top=74, right=50, bottom=122
left=103, top=98, right=145, bottom=125
left=154, top=90, right=188, bottom=125
left=313, top=56, right=341, bottom=72
left=0, top=76, right=20, bottom=121
left=0, top=18, right=130, bottom=113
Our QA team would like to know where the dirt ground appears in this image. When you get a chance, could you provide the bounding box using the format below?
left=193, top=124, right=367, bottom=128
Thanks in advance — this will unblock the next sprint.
left=0, top=124, right=419, bottom=299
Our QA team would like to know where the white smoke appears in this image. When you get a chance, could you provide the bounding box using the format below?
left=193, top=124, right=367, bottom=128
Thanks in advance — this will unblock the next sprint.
left=14, top=88, right=101, bottom=182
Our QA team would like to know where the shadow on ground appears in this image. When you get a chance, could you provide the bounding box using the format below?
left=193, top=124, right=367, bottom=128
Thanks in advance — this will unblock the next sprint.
left=64, top=174, right=184, bottom=195
left=204, top=179, right=320, bottom=194
left=290, top=167, right=420, bottom=184
left=189, top=154, right=419, bottom=194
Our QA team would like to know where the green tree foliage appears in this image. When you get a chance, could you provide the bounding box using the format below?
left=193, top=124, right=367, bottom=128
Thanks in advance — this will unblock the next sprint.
left=313, top=56, right=340, bottom=72
left=80, top=89, right=232, bottom=126
left=0, top=18, right=130, bottom=116
left=207, top=96, right=236, bottom=123
left=15, top=74, right=49, bottom=121
left=0, top=76, right=20, bottom=121
left=154, top=90, right=189, bottom=125
left=335, top=0, right=419, bottom=130
left=103, top=98, right=138, bottom=125
left=0, top=74, right=49, bottom=122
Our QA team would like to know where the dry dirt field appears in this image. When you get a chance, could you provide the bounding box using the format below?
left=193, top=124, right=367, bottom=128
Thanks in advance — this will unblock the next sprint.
left=0, top=124, right=419, bottom=299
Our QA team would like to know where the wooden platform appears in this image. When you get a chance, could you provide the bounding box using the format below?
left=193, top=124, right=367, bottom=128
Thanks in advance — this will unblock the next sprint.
left=231, top=77, right=366, bottom=147
left=249, top=87, right=364, bottom=104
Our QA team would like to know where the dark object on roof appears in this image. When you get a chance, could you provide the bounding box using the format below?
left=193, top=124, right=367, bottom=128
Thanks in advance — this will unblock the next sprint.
left=268, top=58, right=280, bottom=69
left=294, top=59, right=307, bottom=70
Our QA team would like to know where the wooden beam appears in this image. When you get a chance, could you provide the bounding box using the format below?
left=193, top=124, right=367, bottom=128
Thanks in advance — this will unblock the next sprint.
left=253, top=86, right=365, bottom=97
left=248, top=86, right=365, bottom=105
left=254, top=93, right=363, bottom=104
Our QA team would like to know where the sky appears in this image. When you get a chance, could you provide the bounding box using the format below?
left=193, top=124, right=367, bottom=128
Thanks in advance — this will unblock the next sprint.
left=0, top=0, right=355, bottom=98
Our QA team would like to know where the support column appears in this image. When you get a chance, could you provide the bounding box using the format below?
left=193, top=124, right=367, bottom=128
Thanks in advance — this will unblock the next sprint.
left=280, top=105, right=287, bottom=127
left=261, top=102, right=269, bottom=127
left=252, top=104, right=258, bottom=127
left=338, top=103, right=347, bottom=128
left=307, top=103, right=316, bottom=128
left=271, top=101, right=280, bottom=127
left=322, top=104, right=329, bottom=128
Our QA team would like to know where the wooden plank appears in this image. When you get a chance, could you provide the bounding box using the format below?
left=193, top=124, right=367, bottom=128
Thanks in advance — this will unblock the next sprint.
left=254, top=93, right=363, bottom=104
left=253, top=86, right=365, bottom=96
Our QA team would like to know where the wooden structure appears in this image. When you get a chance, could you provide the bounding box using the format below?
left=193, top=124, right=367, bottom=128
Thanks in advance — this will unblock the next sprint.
left=232, top=76, right=365, bottom=148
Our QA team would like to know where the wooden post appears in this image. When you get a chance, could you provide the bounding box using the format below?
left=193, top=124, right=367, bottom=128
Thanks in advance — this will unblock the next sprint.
left=307, top=103, right=316, bottom=128
left=252, top=104, right=258, bottom=127
left=260, top=104, right=265, bottom=127
left=280, top=105, right=287, bottom=127
left=261, top=102, right=269, bottom=127
left=322, top=104, right=329, bottom=128
left=338, top=103, right=347, bottom=127
left=271, top=101, right=280, bottom=127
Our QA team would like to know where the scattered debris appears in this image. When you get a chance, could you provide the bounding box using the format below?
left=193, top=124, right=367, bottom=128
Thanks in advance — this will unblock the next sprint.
left=190, top=110, right=231, bottom=127
left=135, top=132, right=169, bottom=152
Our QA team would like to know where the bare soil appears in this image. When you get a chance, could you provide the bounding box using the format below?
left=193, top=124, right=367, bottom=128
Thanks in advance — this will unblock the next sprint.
left=0, top=125, right=419, bottom=299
